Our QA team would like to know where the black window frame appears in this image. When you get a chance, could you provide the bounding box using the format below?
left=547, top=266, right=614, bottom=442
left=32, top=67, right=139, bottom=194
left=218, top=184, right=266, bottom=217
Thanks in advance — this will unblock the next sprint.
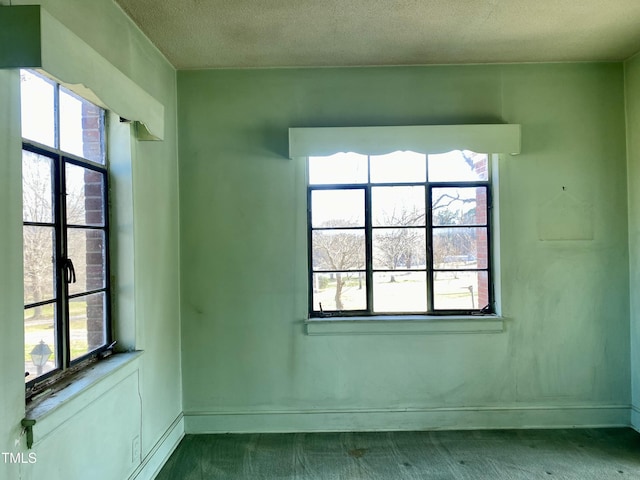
left=307, top=152, right=494, bottom=317
left=22, top=71, right=112, bottom=391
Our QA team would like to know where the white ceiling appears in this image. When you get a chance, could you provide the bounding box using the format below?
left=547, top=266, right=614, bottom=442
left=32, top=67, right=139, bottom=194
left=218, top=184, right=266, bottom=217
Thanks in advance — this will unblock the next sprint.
left=114, top=0, right=640, bottom=69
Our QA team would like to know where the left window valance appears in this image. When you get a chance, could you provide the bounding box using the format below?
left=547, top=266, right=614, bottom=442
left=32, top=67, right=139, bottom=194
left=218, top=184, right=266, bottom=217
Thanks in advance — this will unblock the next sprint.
left=0, top=5, right=164, bottom=141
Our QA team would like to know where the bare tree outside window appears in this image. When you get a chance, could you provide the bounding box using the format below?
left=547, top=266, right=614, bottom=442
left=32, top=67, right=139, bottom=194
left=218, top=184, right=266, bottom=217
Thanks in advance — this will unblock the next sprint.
left=21, top=69, right=110, bottom=387
left=312, top=221, right=365, bottom=310
left=308, top=150, right=491, bottom=315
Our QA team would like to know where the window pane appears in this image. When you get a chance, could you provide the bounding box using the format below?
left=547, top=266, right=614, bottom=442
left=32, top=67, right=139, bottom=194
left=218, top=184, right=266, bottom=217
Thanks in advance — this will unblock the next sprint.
left=372, top=186, right=425, bottom=226
left=373, top=271, right=427, bottom=313
left=432, top=187, right=487, bottom=226
left=308, top=153, right=368, bottom=185
left=370, top=151, right=426, bottom=183
left=312, top=272, right=366, bottom=311
left=433, top=227, right=488, bottom=269
left=69, top=292, right=107, bottom=361
left=24, top=305, right=57, bottom=382
left=312, top=230, right=365, bottom=271
left=66, top=163, right=105, bottom=226
left=67, top=229, right=106, bottom=296
left=23, top=226, right=56, bottom=305
left=311, top=189, right=364, bottom=228
left=428, top=150, right=488, bottom=182
left=60, top=87, right=105, bottom=164
left=373, top=228, right=426, bottom=270
left=433, top=270, right=489, bottom=310
left=22, top=150, right=54, bottom=223
left=20, top=70, right=55, bottom=148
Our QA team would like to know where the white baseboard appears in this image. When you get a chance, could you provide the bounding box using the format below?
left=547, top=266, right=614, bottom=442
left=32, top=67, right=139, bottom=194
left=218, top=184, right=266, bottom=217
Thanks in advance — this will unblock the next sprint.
left=129, top=413, right=184, bottom=480
left=184, top=405, right=630, bottom=434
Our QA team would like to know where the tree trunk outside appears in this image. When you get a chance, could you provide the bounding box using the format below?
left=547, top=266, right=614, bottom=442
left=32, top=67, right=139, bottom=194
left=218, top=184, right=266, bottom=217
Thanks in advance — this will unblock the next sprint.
left=31, top=283, right=43, bottom=319
left=334, top=273, right=344, bottom=310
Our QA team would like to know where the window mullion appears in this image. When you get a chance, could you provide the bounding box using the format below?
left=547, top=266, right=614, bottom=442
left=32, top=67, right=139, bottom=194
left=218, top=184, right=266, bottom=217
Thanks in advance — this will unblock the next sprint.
left=61, top=156, right=73, bottom=370
left=364, top=154, right=373, bottom=313
left=53, top=83, right=60, bottom=150
left=486, top=184, right=494, bottom=312
left=365, top=183, right=373, bottom=313
left=52, top=152, right=66, bottom=372
left=426, top=184, right=434, bottom=312
left=55, top=81, right=73, bottom=370
left=307, top=184, right=314, bottom=313
left=101, top=168, right=113, bottom=344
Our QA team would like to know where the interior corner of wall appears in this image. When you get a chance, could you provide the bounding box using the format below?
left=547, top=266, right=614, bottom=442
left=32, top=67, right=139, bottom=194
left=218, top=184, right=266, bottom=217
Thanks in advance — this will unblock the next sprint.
left=631, top=405, right=640, bottom=432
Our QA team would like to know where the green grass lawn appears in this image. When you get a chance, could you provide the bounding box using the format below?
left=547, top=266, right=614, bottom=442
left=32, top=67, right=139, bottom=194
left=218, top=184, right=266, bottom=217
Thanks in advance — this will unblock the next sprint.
left=24, top=300, right=87, bottom=324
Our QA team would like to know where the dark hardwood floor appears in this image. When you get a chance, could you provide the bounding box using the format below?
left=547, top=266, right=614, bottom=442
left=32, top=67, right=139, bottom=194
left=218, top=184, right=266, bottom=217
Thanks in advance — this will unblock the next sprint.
left=156, top=428, right=640, bottom=479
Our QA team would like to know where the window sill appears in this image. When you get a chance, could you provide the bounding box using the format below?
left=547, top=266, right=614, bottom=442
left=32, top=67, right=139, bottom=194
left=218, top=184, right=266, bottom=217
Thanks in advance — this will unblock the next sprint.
left=305, top=315, right=504, bottom=335
left=24, top=351, right=143, bottom=444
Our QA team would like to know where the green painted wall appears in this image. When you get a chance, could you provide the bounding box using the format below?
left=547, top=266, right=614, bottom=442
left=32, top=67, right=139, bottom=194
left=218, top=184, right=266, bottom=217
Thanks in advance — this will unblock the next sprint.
left=178, top=64, right=630, bottom=430
left=626, top=52, right=640, bottom=429
left=0, top=66, right=25, bottom=480
left=0, top=1, right=181, bottom=478
left=0, top=0, right=637, bottom=473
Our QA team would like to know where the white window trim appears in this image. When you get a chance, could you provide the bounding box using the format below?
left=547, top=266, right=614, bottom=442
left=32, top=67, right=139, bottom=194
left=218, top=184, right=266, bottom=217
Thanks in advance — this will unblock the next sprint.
left=0, top=5, right=164, bottom=141
left=305, top=315, right=504, bottom=335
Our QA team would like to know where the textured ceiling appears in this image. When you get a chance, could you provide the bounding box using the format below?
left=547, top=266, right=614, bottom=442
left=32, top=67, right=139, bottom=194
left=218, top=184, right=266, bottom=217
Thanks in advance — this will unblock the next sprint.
left=114, top=0, right=640, bottom=69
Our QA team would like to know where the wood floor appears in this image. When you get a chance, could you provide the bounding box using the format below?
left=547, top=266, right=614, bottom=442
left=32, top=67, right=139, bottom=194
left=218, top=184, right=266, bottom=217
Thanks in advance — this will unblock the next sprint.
left=156, top=428, right=640, bottom=479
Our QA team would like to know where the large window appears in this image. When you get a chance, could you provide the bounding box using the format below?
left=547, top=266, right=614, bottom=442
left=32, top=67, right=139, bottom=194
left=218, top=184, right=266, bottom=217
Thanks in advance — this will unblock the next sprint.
left=308, top=150, right=492, bottom=316
left=21, top=70, right=111, bottom=388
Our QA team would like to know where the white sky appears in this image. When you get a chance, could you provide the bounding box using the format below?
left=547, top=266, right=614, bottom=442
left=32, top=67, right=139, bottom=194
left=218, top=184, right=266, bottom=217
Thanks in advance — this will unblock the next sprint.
left=21, top=70, right=89, bottom=160
left=20, top=70, right=95, bottom=199
left=309, top=150, right=486, bottom=226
